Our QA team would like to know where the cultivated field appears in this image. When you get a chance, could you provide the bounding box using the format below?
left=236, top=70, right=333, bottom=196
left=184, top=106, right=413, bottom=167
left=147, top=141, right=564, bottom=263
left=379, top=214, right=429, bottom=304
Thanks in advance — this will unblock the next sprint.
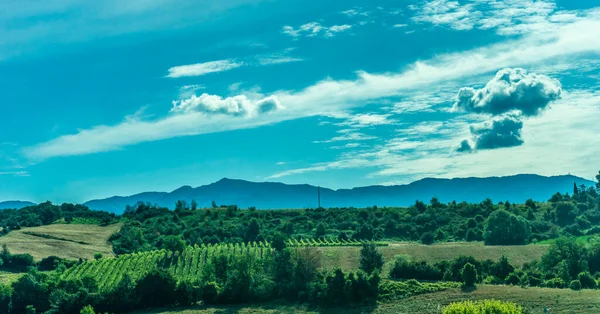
left=319, top=242, right=549, bottom=272
left=0, top=223, right=122, bottom=260
left=141, top=285, right=600, bottom=314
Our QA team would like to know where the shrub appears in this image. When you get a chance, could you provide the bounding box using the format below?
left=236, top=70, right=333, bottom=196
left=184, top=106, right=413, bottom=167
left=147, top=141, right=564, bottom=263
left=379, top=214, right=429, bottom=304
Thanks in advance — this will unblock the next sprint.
left=420, top=232, right=435, bottom=245
left=442, top=299, right=523, bottom=314
left=542, top=278, right=565, bottom=288
left=93, top=252, right=103, bottom=260
left=80, top=305, right=95, bottom=314
left=200, top=281, right=220, bottom=305
left=389, top=255, right=442, bottom=281
left=578, top=271, right=596, bottom=289
left=461, top=263, right=477, bottom=287
left=569, top=279, right=582, bottom=290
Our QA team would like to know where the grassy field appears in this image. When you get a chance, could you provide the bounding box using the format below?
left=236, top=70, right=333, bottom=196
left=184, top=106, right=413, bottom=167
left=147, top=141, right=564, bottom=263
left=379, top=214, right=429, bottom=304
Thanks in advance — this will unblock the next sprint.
left=0, top=223, right=122, bottom=260
left=318, top=242, right=549, bottom=273
left=140, top=285, right=600, bottom=314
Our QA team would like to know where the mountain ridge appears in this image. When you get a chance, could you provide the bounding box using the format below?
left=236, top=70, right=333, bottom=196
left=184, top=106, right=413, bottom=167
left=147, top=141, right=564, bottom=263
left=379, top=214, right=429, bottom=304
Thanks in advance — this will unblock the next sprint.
left=82, top=174, right=595, bottom=213
left=2, top=174, right=595, bottom=213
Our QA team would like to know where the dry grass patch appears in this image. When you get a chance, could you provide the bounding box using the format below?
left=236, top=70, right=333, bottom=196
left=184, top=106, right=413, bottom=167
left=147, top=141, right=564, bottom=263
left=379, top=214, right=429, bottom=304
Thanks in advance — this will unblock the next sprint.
left=0, top=223, right=122, bottom=261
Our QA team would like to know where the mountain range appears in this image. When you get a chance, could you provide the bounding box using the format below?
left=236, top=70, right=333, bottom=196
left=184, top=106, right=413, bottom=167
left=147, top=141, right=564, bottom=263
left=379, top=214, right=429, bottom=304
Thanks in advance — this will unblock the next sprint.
left=2, top=174, right=594, bottom=213
left=0, top=200, right=37, bottom=210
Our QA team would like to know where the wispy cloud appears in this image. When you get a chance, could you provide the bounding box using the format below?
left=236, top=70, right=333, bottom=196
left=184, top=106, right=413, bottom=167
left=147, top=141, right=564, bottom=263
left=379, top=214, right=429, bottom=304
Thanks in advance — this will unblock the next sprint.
left=0, top=0, right=267, bottom=60
left=166, top=60, right=243, bottom=78
left=167, top=50, right=303, bottom=78
left=411, top=0, right=592, bottom=36
left=283, top=22, right=353, bottom=38
left=23, top=15, right=600, bottom=160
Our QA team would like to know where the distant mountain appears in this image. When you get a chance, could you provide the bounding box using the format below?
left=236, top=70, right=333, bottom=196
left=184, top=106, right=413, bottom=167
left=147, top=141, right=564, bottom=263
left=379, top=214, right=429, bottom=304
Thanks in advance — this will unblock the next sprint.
left=0, top=201, right=36, bottom=210
left=83, top=174, right=595, bottom=214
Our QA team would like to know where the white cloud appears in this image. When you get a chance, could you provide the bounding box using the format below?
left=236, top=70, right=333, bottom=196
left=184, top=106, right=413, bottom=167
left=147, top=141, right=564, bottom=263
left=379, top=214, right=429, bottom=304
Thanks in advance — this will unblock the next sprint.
left=410, top=0, right=593, bottom=36
left=258, top=56, right=304, bottom=65
left=166, top=60, right=243, bottom=78
left=282, top=22, right=353, bottom=38
left=24, top=15, right=600, bottom=160
left=393, top=24, right=408, bottom=28
left=0, top=171, right=30, bottom=177
left=313, top=130, right=377, bottom=144
left=170, top=93, right=283, bottom=117
left=269, top=90, right=600, bottom=182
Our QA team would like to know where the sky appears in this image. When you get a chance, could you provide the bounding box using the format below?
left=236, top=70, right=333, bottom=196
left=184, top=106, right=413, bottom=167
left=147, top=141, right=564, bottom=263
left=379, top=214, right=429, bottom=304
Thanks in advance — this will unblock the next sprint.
left=1, top=0, right=600, bottom=203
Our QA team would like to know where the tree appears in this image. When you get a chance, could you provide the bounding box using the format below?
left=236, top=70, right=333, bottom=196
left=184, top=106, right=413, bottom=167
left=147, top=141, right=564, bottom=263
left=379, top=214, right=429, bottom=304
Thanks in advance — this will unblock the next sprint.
left=596, top=170, right=600, bottom=189
left=174, top=200, right=188, bottom=211
left=80, top=305, right=96, bottom=314
left=190, top=199, right=198, bottom=211
left=359, top=242, right=384, bottom=274
left=211, top=200, right=218, bottom=208
left=493, top=255, right=514, bottom=280
left=0, top=284, right=11, bottom=314
left=483, top=209, right=531, bottom=245
left=244, top=219, right=260, bottom=242
left=461, top=263, right=477, bottom=287
left=555, top=201, right=577, bottom=226
left=93, top=252, right=103, bottom=260
left=135, top=270, right=178, bottom=308
left=161, top=235, right=186, bottom=252
left=574, top=182, right=580, bottom=195
left=315, top=223, right=326, bottom=239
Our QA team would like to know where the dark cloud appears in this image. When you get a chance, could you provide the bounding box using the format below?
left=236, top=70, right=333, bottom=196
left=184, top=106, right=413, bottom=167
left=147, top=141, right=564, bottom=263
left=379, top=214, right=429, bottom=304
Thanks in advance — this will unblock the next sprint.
left=470, top=114, right=524, bottom=150
left=454, top=68, right=562, bottom=117
left=456, top=139, right=473, bottom=152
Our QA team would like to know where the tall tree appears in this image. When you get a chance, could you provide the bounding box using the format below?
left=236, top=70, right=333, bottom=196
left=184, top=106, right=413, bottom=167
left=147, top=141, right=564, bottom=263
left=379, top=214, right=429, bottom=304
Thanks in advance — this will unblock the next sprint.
left=359, top=243, right=384, bottom=274
left=596, top=170, right=600, bottom=189
left=190, top=199, right=198, bottom=211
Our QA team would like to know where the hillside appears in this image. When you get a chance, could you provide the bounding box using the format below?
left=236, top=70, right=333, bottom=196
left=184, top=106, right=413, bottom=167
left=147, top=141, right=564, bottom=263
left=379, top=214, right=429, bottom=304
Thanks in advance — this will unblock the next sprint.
left=84, top=174, right=594, bottom=213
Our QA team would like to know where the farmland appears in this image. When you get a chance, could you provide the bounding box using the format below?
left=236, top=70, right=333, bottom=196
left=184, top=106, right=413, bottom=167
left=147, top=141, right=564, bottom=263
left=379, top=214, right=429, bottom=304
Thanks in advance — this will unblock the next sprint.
left=0, top=223, right=121, bottom=260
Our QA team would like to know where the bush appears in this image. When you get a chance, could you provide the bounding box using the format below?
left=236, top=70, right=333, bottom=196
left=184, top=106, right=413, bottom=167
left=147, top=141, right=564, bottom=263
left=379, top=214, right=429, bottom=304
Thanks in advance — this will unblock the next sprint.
left=461, top=263, right=477, bottom=287
left=200, top=281, right=220, bottom=304
left=578, top=271, right=596, bottom=289
left=420, top=232, right=435, bottom=245
left=389, top=255, right=442, bottom=281
left=442, top=299, right=524, bottom=314
left=80, top=305, right=95, bottom=314
left=542, top=278, right=565, bottom=288
left=569, top=279, right=582, bottom=290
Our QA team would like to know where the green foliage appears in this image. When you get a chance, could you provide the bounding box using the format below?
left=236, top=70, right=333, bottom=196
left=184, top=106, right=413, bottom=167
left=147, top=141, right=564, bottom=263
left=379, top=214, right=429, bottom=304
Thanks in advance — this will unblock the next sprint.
left=442, top=299, right=524, bottom=314
left=80, top=305, right=95, bottom=314
left=378, top=280, right=459, bottom=301
left=420, top=232, right=435, bottom=245
left=93, top=252, right=103, bottom=260
left=461, top=263, right=477, bottom=287
left=389, top=255, right=442, bottom=281
left=0, top=283, right=11, bottom=314
left=484, top=209, right=531, bottom=245
left=569, top=279, right=582, bottom=290
left=135, top=269, right=178, bottom=308
left=359, top=242, right=384, bottom=274
left=578, top=271, right=596, bottom=289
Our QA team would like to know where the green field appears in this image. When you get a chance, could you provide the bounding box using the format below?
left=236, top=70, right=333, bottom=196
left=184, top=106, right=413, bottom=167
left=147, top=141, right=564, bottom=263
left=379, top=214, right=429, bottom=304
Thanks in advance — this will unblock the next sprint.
left=140, top=285, right=600, bottom=314
left=0, top=223, right=122, bottom=260
left=319, top=242, right=549, bottom=273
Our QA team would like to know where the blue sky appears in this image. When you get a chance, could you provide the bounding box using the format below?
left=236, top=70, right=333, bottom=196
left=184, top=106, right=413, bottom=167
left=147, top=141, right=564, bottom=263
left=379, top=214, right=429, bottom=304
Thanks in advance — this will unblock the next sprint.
left=1, top=0, right=600, bottom=203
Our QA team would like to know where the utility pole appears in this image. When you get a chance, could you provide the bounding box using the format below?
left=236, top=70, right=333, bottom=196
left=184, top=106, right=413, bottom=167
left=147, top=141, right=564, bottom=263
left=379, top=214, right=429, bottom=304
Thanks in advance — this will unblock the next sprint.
left=317, top=186, right=321, bottom=208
